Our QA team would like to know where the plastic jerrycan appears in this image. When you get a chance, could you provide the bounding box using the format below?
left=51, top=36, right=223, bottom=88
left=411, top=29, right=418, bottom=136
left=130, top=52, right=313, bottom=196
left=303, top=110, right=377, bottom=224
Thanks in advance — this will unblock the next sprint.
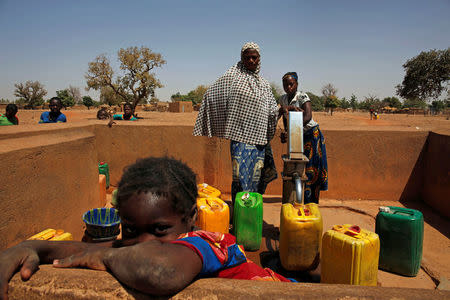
left=321, top=224, right=380, bottom=286
left=196, top=197, right=230, bottom=234
left=376, top=206, right=423, bottom=276
left=279, top=202, right=322, bottom=271
left=233, top=192, right=263, bottom=251
left=197, top=183, right=221, bottom=198
left=98, top=162, right=110, bottom=189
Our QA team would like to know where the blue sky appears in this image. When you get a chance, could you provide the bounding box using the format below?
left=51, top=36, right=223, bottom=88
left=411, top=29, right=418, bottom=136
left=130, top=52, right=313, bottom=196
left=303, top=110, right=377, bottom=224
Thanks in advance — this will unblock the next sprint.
left=0, top=0, right=449, bottom=103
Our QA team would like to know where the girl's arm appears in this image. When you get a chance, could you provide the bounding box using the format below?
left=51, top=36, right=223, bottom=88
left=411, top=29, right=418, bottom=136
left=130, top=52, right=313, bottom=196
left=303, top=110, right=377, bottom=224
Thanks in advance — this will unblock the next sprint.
left=302, top=101, right=312, bottom=125
left=55, top=240, right=203, bottom=296
left=0, top=240, right=102, bottom=299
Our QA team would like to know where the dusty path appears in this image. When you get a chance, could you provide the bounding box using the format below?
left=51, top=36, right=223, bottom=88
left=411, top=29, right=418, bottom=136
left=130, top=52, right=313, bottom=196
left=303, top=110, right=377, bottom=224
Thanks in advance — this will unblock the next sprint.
left=13, top=109, right=450, bottom=134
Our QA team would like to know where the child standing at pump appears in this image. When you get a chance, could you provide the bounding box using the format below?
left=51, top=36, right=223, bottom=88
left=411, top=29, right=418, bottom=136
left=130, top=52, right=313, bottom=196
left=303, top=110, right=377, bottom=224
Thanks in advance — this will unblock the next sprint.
left=0, top=157, right=294, bottom=299
left=279, top=72, right=328, bottom=204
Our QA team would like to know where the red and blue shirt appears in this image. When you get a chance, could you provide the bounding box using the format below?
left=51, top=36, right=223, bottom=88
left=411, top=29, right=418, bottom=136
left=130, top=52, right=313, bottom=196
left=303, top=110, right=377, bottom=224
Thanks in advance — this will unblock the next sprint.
left=172, top=230, right=294, bottom=282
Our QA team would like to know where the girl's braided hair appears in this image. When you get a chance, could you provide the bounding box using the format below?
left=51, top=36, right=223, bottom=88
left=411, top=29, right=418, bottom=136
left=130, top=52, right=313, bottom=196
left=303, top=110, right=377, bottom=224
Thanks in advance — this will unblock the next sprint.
left=116, top=157, right=198, bottom=220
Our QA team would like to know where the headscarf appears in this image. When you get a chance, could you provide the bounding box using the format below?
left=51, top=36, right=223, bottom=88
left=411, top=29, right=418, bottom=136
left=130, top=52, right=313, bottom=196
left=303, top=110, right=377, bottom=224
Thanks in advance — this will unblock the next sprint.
left=193, top=42, right=278, bottom=145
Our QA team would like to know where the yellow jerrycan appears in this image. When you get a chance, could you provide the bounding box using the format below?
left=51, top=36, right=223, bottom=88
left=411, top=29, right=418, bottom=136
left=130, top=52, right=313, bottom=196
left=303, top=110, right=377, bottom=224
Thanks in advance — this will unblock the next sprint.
left=279, top=202, right=322, bottom=271
left=197, top=183, right=221, bottom=198
left=196, top=197, right=229, bottom=234
left=321, top=224, right=380, bottom=286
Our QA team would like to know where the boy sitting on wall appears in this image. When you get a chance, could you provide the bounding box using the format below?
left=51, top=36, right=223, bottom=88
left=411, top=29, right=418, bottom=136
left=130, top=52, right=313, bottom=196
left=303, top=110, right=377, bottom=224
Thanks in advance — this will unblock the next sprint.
left=39, top=97, right=67, bottom=123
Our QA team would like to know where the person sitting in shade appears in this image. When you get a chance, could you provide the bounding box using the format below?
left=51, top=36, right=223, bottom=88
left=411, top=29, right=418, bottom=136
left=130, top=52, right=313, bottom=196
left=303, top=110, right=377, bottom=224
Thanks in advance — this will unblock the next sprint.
left=0, top=104, right=19, bottom=126
left=39, top=97, right=67, bottom=123
left=113, top=103, right=137, bottom=121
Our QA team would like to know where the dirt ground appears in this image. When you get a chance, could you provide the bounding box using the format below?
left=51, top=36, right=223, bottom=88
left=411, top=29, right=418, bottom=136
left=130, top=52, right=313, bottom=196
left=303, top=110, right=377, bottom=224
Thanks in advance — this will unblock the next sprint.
left=13, top=109, right=450, bottom=135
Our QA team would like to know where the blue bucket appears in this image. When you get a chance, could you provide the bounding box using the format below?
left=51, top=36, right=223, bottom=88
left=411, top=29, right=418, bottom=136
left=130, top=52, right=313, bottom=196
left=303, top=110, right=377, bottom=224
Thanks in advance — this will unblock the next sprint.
left=82, top=207, right=121, bottom=238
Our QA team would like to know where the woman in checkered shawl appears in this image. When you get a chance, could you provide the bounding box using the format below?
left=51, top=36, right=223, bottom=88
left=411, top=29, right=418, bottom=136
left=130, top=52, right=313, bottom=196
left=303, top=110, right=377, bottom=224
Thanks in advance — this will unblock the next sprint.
left=193, top=42, right=278, bottom=203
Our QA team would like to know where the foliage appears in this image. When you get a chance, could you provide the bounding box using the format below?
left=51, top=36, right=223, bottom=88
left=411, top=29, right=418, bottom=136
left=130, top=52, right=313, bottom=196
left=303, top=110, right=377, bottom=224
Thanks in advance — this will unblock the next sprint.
left=0, top=98, right=12, bottom=104
left=170, top=92, right=182, bottom=102
left=171, top=85, right=208, bottom=104
left=270, top=82, right=283, bottom=104
left=56, top=89, right=75, bottom=108
left=86, top=46, right=166, bottom=109
left=82, top=96, right=95, bottom=109
left=100, top=86, right=131, bottom=106
left=402, top=98, right=427, bottom=109
left=324, top=95, right=340, bottom=108
left=349, top=94, right=359, bottom=110
left=68, top=86, right=82, bottom=104
left=340, top=97, right=350, bottom=109
left=306, top=92, right=324, bottom=111
left=324, top=95, right=340, bottom=115
left=359, top=95, right=382, bottom=110
left=381, top=97, right=402, bottom=109
left=431, top=100, right=446, bottom=113
left=396, top=48, right=450, bottom=101
left=14, top=80, right=47, bottom=109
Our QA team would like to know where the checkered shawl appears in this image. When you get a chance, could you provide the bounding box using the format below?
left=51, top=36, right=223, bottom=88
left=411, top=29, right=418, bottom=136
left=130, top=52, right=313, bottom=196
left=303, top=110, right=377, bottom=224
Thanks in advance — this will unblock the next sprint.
left=193, top=62, right=278, bottom=145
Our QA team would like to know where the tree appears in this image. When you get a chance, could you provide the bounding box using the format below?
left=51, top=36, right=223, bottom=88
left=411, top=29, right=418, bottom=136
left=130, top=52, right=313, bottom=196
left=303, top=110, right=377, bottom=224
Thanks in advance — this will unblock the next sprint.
left=171, top=92, right=182, bottom=102
left=68, top=86, right=82, bottom=104
left=14, top=80, right=47, bottom=109
left=171, top=85, right=208, bottom=105
left=82, top=96, right=95, bottom=109
left=396, top=48, right=450, bottom=101
left=0, top=98, right=12, bottom=103
left=270, top=82, right=283, bottom=104
left=321, top=83, right=339, bottom=115
left=100, top=86, right=125, bottom=106
left=359, top=94, right=382, bottom=110
left=324, top=95, right=340, bottom=115
left=321, top=83, right=338, bottom=99
left=350, top=94, right=359, bottom=110
left=431, top=100, right=445, bottom=114
left=402, top=98, right=427, bottom=109
left=382, top=97, right=402, bottom=109
left=340, top=97, right=350, bottom=109
left=86, top=46, right=166, bottom=109
left=56, top=89, right=75, bottom=108
left=306, top=92, right=324, bottom=111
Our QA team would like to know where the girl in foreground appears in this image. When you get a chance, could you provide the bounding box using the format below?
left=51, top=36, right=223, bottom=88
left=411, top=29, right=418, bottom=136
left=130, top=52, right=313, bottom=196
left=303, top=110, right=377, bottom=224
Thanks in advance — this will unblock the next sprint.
left=279, top=72, right=328, bottom=204
left=0, top=157, right=293, bottom=299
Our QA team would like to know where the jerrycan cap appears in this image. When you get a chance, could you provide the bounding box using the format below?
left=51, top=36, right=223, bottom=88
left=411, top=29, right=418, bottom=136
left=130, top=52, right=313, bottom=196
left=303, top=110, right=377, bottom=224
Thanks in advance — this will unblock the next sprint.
left=379, top=206, right=391, bottom=213
left=202, top=183, right=208, bottom=188
left=99, top=162, right=105, bottom=165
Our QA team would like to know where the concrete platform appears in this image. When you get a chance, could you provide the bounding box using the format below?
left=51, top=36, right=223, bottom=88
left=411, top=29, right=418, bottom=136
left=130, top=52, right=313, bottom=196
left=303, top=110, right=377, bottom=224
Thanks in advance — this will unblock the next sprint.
left=8, top=266, right=450, bottom=300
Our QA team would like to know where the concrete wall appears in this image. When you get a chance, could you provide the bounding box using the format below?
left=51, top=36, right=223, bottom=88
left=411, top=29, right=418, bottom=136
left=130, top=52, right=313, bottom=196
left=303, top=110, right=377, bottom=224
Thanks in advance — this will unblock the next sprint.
left=0, top=124, right=447, bottom=249
left=422, top=132, right=450, bottom=218
left=96, top=127, right=430, bottom=202
left=0, top=126, right=99, bottom=248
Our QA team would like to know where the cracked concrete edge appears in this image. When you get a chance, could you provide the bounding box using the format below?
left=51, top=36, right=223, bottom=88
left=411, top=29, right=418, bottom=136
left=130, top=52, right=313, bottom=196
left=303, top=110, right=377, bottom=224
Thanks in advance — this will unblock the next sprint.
left=8, top=266, right=450, bottom=300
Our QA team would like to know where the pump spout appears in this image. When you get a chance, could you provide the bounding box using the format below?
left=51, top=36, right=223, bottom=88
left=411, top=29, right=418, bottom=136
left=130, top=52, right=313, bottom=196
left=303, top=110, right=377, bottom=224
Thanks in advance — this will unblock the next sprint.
left=293, top=173, right=303, bottom=204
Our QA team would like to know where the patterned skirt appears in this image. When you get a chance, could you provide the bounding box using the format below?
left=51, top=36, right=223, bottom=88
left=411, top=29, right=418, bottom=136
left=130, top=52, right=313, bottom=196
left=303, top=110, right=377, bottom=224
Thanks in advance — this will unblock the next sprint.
left=303, top=125, right=328, bottom=204
left=230, top=141, right=278, bottom=203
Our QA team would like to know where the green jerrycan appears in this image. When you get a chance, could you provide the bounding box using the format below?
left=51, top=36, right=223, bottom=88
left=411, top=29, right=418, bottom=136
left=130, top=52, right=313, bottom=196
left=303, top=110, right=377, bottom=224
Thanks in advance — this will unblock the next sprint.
left=233, top=192, right=263, bottom=251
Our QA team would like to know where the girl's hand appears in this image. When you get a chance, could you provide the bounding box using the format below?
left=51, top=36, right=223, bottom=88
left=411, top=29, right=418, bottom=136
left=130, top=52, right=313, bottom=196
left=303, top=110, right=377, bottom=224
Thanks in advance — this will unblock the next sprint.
left=53, top=247, right=111, bottom=271
left=0, top=244, right=40, bottom=300
left=288, top=105, right=303, bottom=112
